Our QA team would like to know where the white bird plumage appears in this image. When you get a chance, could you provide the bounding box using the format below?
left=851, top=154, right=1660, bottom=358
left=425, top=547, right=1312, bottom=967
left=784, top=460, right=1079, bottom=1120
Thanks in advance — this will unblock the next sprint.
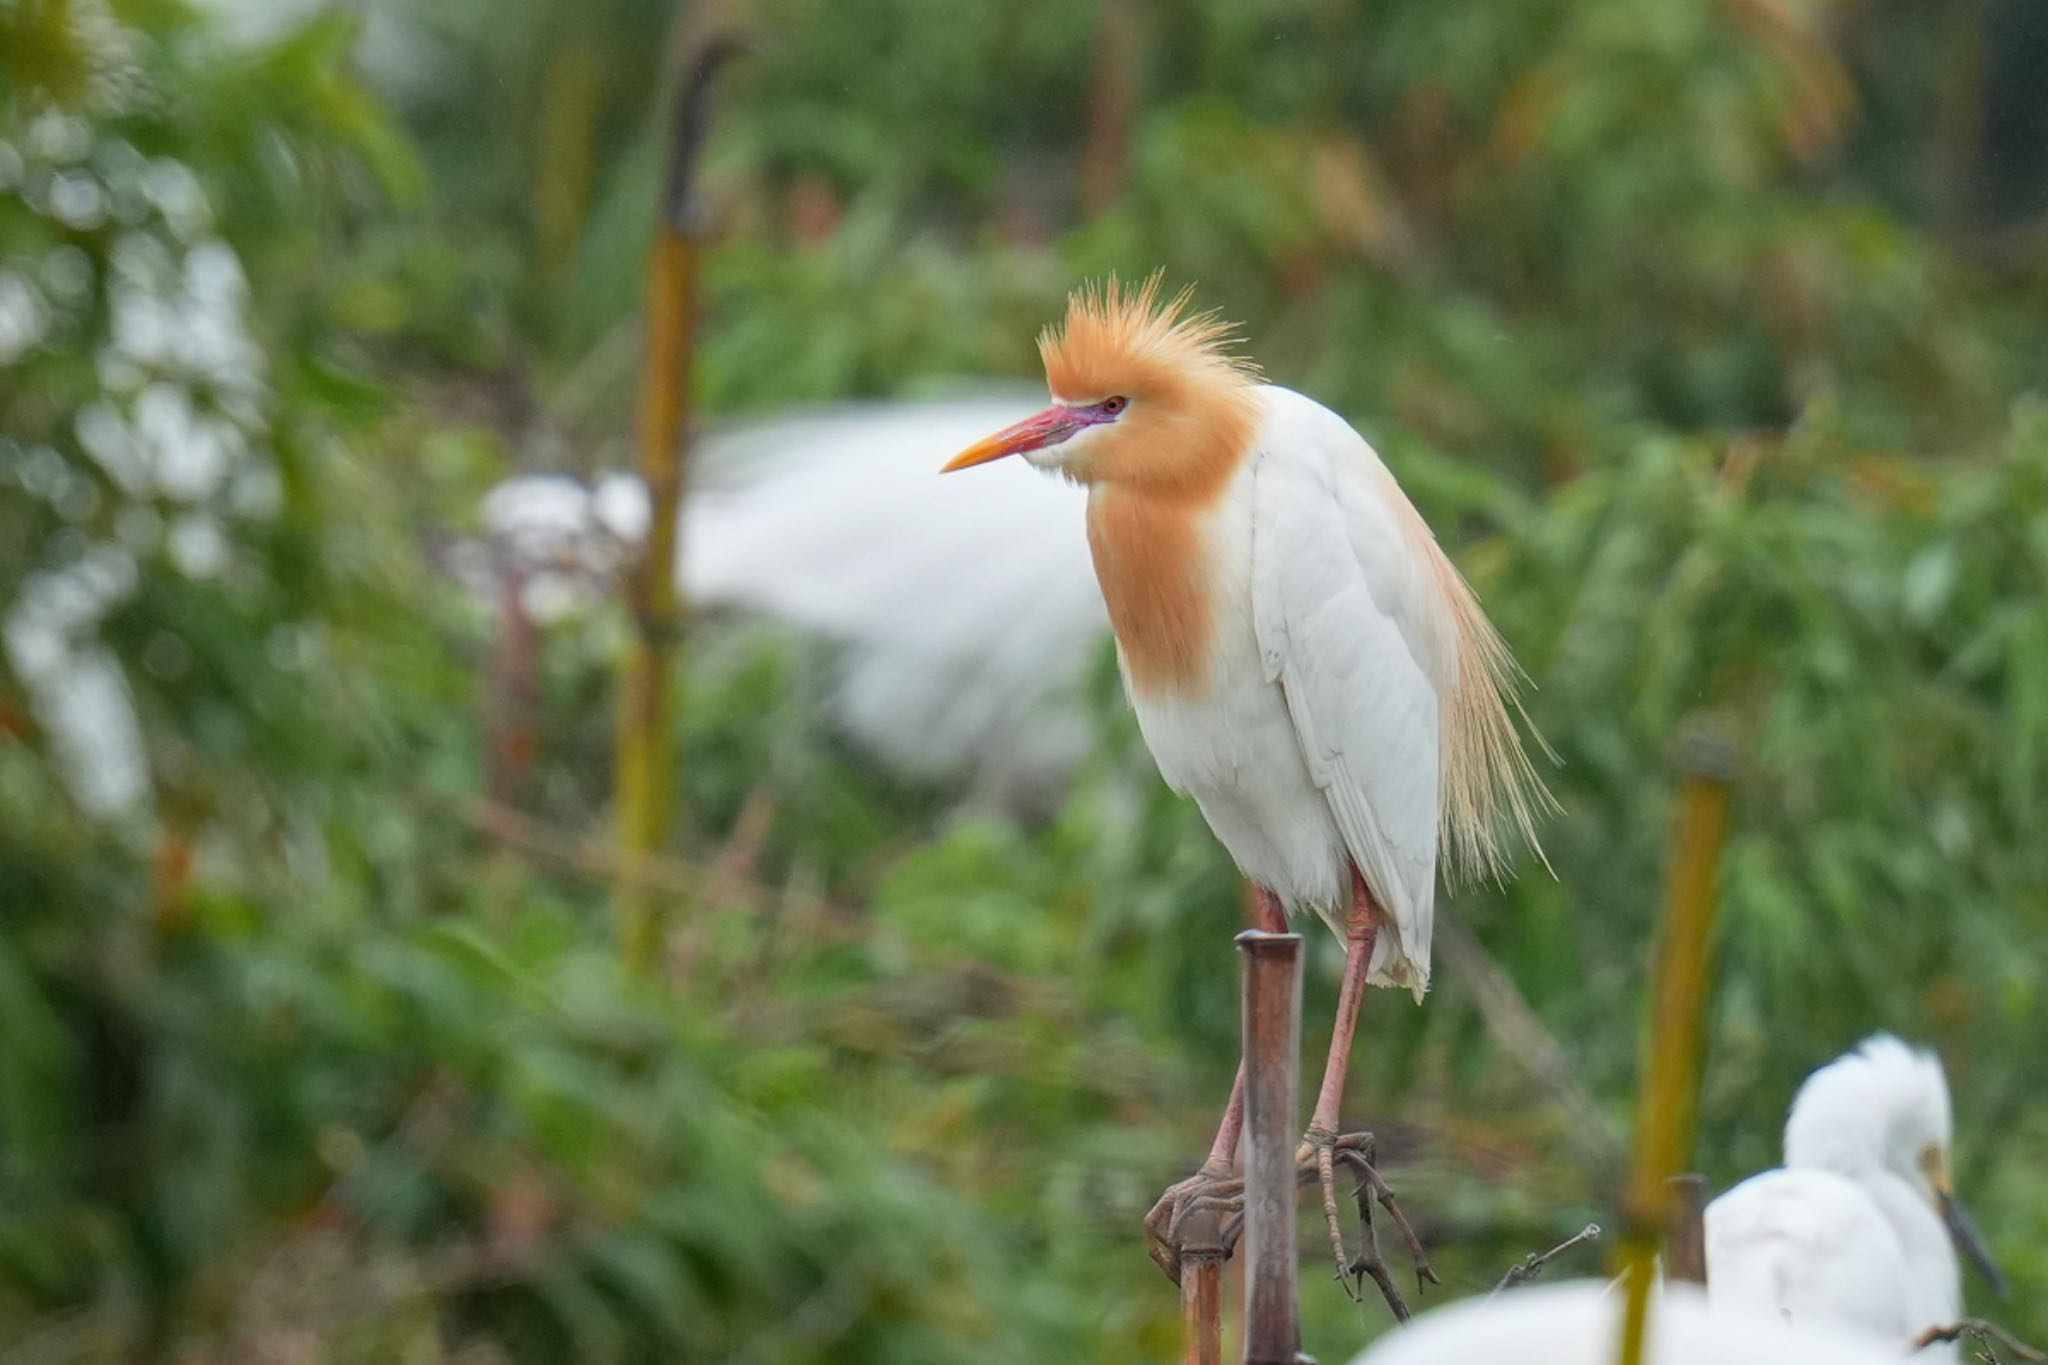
left=941, top=280, right=1548, bottom=1001
left=940, top=276, right=1552, bottom=1282
left=1706, top=1035, right=1997, bottom=1357
left=1133, top=385, right=1465, bottom=995
left=1348, top=1280, right=1896, bottom=1365
left=473, top=393, right=1109, bottom=809
left=681, top=394, right=1105, bottom=803
left=479, top=343, right=1550, bottom=1002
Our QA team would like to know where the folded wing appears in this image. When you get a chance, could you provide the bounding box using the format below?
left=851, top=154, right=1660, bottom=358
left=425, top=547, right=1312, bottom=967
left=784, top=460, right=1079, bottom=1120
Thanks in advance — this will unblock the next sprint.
left=1249, top=396, right=1453, bottom=997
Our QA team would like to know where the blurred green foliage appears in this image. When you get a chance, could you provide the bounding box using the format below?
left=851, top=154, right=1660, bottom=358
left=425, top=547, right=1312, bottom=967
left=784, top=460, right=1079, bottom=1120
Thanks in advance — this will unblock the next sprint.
left=3, top=0, right=2047, bottom=1361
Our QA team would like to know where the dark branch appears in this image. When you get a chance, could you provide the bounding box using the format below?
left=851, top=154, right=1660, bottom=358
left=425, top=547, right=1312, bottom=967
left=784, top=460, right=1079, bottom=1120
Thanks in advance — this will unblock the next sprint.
left=1913, top=1319, right=2046, bottom=1364
left=659, top=34, right=744, bottom=234
left=1489, top=1223, right=1603, bottom=1298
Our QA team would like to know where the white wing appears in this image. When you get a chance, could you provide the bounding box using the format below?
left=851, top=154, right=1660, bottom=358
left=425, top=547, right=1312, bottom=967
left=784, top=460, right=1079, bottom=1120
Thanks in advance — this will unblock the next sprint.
left=1705, top=1169, right=1928, bottom=1348
left=681, top=393, right=1107, bottom=807
left=1249, top=388, right=1453, bottom=997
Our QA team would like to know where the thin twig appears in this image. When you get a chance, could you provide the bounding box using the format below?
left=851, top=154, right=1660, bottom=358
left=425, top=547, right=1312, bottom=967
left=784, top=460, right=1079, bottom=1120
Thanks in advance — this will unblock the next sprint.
left=1489, top=1223, right=1602, bottom=1298
left=707, top=783, right=777, bottom=902
left=459, top=795, right=707, bottom=900
left=1914, top=1320, right=2046, bottom=1364
left=441, top=791, right=878, bottom=974
left=1433, top=912, right=1626, bottom=1183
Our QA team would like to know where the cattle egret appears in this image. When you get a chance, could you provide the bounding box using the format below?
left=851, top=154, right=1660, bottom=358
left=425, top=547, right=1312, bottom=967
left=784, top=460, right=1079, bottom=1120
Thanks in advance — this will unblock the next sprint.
left=1347, top=1280, right=1896, bottom=1365
left=1706, top=1035, right=2006, bottom=1356
left=941, top=277, right=1551, bottom=1284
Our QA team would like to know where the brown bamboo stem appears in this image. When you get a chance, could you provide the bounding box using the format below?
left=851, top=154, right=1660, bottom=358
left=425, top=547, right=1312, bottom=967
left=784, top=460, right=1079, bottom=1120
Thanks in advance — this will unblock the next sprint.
left=1239, top=930, right=1307, bottom=1365
left=486, top=566, right=539, bottom=803
left=613, top=39, right=738, bottom=975
left=1081, top=0, right=1146, bottom=215
left=1664, top=1173, right=1709, bottom=1285
left=1179, top=1217, right=1225, bottom=1365
left=1614, top=729, right=1735, bottom=1365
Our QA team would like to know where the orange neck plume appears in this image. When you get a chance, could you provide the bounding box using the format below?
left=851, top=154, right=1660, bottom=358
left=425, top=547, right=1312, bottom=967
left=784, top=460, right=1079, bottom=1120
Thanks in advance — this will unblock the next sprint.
left=1040, top=275, right=1262, bottom=695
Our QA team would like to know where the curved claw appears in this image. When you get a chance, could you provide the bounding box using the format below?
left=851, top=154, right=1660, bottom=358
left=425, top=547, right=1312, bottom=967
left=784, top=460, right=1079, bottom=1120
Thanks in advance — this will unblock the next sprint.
left=1294, top=1130, right=1432, bottom=1322
left=1296, top=1127, right=1356, bottom=1301
left=1143, top=1166, right=1245, bottom=1286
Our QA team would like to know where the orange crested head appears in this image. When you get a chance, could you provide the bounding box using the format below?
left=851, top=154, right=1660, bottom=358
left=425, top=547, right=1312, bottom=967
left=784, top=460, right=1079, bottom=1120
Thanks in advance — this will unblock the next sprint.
left=942, top=274, right=1261, bottom=496
left=1039, top=273, right=1256, bottom=407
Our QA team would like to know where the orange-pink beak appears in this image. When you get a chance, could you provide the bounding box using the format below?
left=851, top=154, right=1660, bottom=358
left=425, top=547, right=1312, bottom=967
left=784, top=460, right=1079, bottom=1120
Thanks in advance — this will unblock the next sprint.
left=940, top=406, right=1084, bottom=473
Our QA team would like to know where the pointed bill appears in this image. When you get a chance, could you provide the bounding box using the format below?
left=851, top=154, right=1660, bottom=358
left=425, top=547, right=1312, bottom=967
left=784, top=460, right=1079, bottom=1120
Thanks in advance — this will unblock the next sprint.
left=1937, top=1188, right=2008, bottom=1297
left=941, top=406, right=1083, bottom=472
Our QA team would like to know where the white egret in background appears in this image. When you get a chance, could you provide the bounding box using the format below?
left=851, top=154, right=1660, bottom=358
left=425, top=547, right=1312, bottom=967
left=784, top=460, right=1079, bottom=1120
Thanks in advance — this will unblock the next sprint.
left=1706, top=1034, right=2006, bottom=1356
left=1348, top=1280, right=1895, bottom=1365
left=938, top=276, right=1551, bottom=1285
left=473, top=392, right=1105, bottom=810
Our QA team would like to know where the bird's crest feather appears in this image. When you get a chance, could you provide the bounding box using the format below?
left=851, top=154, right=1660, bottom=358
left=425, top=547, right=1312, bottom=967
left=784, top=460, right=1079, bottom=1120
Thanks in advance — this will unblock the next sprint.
left=1040, top=272, right=1258, bottom=403
left=1783, top=1034, right=1952, bottom=1172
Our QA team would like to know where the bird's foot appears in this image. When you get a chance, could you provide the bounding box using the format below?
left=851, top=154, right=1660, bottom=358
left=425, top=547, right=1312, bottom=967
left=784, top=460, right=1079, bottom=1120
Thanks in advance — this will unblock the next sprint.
left=1143, top=1160, right=1244, bottom=1286
left=1293, top=1129, right=1439, bottom=1320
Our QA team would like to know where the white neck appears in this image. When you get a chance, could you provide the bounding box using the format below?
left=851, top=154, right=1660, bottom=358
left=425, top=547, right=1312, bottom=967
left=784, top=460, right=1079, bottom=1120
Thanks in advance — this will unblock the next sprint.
left=1828, top=1164, right=1963, bottom=1330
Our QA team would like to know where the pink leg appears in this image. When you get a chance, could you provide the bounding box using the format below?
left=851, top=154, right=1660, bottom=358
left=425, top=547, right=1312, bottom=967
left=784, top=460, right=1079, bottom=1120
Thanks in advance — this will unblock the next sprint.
left=1308, top=869, right=1379, bottom=1141
left=1299, top=869, right=1382, bottom=1287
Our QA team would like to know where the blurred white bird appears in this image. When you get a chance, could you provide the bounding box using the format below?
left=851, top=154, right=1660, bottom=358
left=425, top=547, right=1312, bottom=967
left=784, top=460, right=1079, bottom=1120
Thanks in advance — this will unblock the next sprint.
left=1705, top=1035, right=2005, bottom=1356
left=475, top=391, right=1108, bottom=809
left=1348, top=1280, right=1896, bottom=1365
left=682, top=392, right=1106, bottom=805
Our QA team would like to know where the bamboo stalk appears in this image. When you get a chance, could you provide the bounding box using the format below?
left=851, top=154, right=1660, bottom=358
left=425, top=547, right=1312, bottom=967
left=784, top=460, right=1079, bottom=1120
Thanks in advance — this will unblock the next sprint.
left=1080, top=0, right=1146, bottom=215
left=1239, top=930, right=1309, bottom=1365
left=1613, top=729, right=1735, bottom=1364
left=613, top=38, right=738, bottom=976
left=1663, top=1174, right=1709, bottom=1285
left=535, top=41, right=600, bottom=307
left=1179, top=1219, right=1225, bottom=1365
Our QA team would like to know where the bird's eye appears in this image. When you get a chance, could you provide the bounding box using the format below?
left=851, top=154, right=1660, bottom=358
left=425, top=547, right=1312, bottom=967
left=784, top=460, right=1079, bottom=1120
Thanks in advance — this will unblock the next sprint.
left=1102, top=396, right=1128, bottom=415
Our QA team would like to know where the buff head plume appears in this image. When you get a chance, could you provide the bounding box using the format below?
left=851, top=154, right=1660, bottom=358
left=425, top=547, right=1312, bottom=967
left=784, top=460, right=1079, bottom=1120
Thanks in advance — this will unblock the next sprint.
left=1038, top=274, right=1257, bottom=406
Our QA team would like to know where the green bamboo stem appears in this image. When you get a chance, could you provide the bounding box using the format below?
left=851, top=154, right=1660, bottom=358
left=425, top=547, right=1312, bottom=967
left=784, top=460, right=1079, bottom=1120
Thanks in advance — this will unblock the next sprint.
left=613, top=38, right=737, bottom=977
left=1613, top=729, right=1734, bottom=1365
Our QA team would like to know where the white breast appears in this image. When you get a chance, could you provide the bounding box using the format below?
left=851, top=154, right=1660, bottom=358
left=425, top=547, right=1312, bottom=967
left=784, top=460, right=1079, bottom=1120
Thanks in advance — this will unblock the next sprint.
left=1120, top=459, right=1354, bottom=923
left=1113, top=387, right=1456, bottom=999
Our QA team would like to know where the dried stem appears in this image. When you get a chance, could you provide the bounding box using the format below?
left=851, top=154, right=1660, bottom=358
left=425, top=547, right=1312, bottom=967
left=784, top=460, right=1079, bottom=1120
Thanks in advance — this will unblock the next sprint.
left=1914, top=1320, right=2046, bottom=1364
left=1433, top=912, right=1627, bottom=1183
left=1239, top=931, right=1308, bottom=1365
left=1490, top=1223, right=1602, bottom=1297
left=1178, top=1208, right=1226, bottom=1365
left=1663, top=1173, right=1708, bottom=1285
left=612, top=35, right=739, bottom=976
